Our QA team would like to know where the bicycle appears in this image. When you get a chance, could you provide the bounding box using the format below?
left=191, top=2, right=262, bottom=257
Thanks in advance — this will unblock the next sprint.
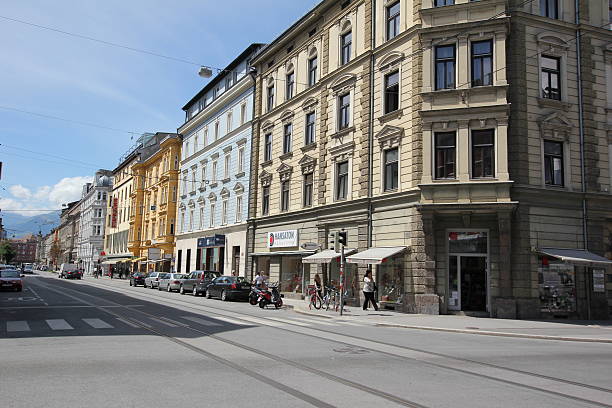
left=306, top=285, right=322, bottom=310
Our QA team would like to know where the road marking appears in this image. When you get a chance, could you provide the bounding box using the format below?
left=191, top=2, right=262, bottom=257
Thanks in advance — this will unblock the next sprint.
left=266, top=317, right=312, bottom=327
left=336, top=320, right=364, bottom=326
left=82, top=318, right=113, bottom=329
left=129, top=319, right=153, bottom=328
left=206, top=316, right=250, bottom=326
left=6, top=321, right=30, bottom=332
left=115, top=318, right=140, bottom=328
left=148, top=317, right=178, bottom=327
left=27, top=286, right=47, bottom=305
left=291, top=317, right=336, bottom=326
left=181, top=315, right=222, bottom=326
left=45, top=319, right=74, bottom=330
left=158, top=316, right=189, bottom=327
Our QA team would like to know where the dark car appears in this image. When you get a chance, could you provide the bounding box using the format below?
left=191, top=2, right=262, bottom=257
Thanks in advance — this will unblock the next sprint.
left=129, top=272, right=147, bottom=287
left=0, top=269, right=23, bottom=292
left=205, top=276, right=251, bottom=301
left=180, top=271, right=221, bottom=296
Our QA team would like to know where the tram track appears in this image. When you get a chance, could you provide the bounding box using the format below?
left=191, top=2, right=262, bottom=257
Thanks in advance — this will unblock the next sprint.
left=43, top=276, right=612, bottom=408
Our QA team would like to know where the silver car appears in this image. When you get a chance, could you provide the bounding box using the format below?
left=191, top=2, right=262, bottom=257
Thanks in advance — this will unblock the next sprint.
left=158, top=273, right=186, bottom=292
left=144, top=271, right=163, bottom=289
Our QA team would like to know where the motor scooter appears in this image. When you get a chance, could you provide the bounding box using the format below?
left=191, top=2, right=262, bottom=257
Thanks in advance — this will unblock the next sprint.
left=258, top=282, right=283, bottom=309
left=249, top=285, right=263, bottom=306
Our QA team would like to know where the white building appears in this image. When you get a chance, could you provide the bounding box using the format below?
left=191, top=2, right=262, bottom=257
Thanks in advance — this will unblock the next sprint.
left=77, top=170, right=112, bottom=275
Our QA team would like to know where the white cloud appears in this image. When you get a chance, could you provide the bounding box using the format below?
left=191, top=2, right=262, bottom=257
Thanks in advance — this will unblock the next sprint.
left=3, top=176, right=91, bottom=216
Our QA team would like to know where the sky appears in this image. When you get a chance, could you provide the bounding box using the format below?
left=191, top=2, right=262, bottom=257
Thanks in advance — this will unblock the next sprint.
left=0, top=0, right=320, bottom=216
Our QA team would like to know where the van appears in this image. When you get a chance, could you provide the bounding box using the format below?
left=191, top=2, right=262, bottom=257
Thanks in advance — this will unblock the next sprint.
left=59, top=263, right=81, bottom=279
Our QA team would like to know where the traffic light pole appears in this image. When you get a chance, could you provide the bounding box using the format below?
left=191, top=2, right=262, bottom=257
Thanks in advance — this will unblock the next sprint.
left=339, top=244, right=344, bottom=316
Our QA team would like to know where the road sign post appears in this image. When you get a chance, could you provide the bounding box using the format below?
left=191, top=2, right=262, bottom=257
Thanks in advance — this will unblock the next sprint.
left=339, top=244, right=344, bottom=316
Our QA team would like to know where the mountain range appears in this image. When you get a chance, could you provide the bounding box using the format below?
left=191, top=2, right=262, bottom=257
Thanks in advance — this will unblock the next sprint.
left=1, top=212, right=60, bottom=238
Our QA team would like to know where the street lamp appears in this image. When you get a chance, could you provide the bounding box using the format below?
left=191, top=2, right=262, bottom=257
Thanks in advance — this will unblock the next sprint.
left=198, top=66, right=213, bottom=78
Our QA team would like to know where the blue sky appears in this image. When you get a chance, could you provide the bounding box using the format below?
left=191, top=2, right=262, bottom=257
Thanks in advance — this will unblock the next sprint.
left=0, top=0, right=319, bottom=215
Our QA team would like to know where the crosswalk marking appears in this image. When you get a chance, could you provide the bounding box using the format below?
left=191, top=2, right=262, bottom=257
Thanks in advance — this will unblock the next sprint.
left=115, top=317, right=140, bottom=328
left=46, top=319, right=73, bottom=330
left=7, top=321, right=30, bottom=332
left=181, top=315, right=222, bottom=326
left=82, top=318, right=113, bottom=329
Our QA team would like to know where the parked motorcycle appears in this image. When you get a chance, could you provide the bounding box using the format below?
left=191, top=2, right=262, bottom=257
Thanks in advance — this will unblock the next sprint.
left=258, top=282, right=283, bottom=309
left=249, top=286, right=263, bottom=306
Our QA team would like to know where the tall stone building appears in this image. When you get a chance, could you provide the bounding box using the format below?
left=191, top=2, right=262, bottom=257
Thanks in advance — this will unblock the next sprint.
left=247, top=0, right=612, bottom=318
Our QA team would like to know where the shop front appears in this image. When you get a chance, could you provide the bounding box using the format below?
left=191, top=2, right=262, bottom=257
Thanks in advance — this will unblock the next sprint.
left=197, top=234, right=225, bottom=274
left=303, top=249, right=359, bottom=306
left=101, top=255, right=132, bottom=278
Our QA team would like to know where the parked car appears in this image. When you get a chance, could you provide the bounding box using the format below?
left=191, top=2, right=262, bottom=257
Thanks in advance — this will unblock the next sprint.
left=144, top=271, right=163, bottom=289
left=59, top=263, right=82, bottom=279
left=180, top=271, right=221, bottom=296
left=0, top=269, right=23, bottom=291
left=129, top=272, right=147, bottom=287
left=22, top=266, right=34, bottom=274
left=158, top=273, right=186, bottom=292
left=205, top=276, right=251, bottom=301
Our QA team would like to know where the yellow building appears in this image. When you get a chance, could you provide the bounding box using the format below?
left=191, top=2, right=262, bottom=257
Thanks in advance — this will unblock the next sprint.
left=128, top=133, right=182, bottom=272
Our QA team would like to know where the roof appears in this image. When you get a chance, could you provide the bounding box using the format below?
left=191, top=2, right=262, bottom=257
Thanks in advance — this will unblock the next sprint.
left=302, top=248, right=357, bottom=264
left=538, top=248, right=612, bottom=265
left=346, top=247, right=407, bottom=265
left=182, top=43, right=265, bottom=111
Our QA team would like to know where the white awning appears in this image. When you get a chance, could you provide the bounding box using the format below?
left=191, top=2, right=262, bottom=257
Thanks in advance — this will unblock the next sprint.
left=101, top=258, right=132, bottom=265
left=250, top=250, right=315, bottom=257
left=302, top=249, right=357, bottom=264
left=538, top=248, right=612, bottom=266
left=346, top=247, right=406, bottom=265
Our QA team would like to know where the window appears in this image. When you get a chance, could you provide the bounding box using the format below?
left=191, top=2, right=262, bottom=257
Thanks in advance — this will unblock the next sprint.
left=170, top=218, right=174, bottom=235
left=199, top=207, right=204, bottom=230
left=338, top=93, right=350, bottom=130
left=471, top=40, right=493, bottom=87
left=215, top=122, right=220, bottom=140
left=238, top=147, right=245, bottom=173
left=194, top=134, right=199, bottom=153
left=262, top=186, right=270, bottom=215
left=240, top=104, right=247, bottom=125
left=386, top=1, right=400, bottom=40
left=341, top=31, right=352, bottom=65
left=182, top=174, right=187, bottom=195
left=308, top=56, right=318, bottom=86
left=224, top=154, right=231, bottom=179
left=225, top=76, right=233, bottom=91
left=472, top=130, right=495, bottom=178
left=180, top=212, right=185, bottom=233
left=281, top=180, right=290, bottom=211
left=286, top=71, right=294, bottom=100
left=210, top=203, right=216, bottom=227
left=267, top=84, right=275, bottom=112
left=227, top=112, right=233, bottom=133
left=544, top=140, right=564, bottom=186
left=264, top=133, right=272, bottom=162
left=221, top=200, right=228, bottom=225
left=172, top=186, right=177, bottom=202
left=191, top=170, right=196, bottom=192
left=435, top=0, right=454, bottom=6
left=212, top=160, right=218, bottom=182
left=435, top=132, right=456, bottom=179
left=435, top=45, right=456, bottom=90
left=305, top=112, right=316, bottom=145
left=185, top=142, right=190, bottom=159
left=303, top=173, right=313, bottom=207
left=336, top=161, right=349, bottom=200
left=283, top=123, right=292, bottom=154
left=541, top=55, right=561, bottom=100
left=201, top=165, right=207, bottom=184
left=540, top=0, right=558, bottom=19
left=204, top=127, right=208, bottom=146
left=189, top=210, right=194, bottom=231
left=236, top=196, right=243, bottom=222
left=384, top=148, right=399, bottom=191
left=384, top=71, right=399, bottom=114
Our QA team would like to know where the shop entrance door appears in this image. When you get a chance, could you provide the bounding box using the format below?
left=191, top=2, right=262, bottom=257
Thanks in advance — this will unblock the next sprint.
left=448, top=255, right=488, bottom=312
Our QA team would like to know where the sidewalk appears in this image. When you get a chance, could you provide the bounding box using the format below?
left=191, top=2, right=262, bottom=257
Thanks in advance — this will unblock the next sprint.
left=284, top=298, right=612, bottom=343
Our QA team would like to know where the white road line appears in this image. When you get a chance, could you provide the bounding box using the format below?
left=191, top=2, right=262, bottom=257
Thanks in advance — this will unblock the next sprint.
left=336, top=320, right=365, bottom=326
left=181, top=315, right=222, bottom=326
left=207, top=316, right=250, bottom=326
left=239, top=316, right=288, bottom=327
left=6, top=321, right=30, bottom=332
left=266, top=317, right=311, bottom=327
left=115, top=318, right=140, bottom=328
left=148, top=317, right=178, bottom=327
left=129, top=319, right=153, bottom=328
left=158, top=317, right=189, bottom=327
left=45, top=319, right=74, bottom=330
left=82, top=318, right=114, bottom=329
left=291, top=317, right=336, bottom=326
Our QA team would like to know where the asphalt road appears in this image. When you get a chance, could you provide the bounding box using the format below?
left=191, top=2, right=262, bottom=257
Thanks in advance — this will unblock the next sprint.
left=1, top=273, right=611, bottom=408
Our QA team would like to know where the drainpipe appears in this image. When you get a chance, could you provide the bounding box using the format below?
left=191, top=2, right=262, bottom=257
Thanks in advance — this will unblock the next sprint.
left=367, top=0, right=376, bottom=251
left=248, top=68, right=258, bottom=281
left=574, top=0, right=590, bottom=319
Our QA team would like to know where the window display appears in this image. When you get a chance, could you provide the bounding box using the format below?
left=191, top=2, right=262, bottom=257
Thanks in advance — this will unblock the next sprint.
left=378, top=256, right=403, bottom=303
left=280, top=256, right=303, bottom=293
left=329, top=260, right=358, bottom=302
left=538, top=259, right=576, bottom=312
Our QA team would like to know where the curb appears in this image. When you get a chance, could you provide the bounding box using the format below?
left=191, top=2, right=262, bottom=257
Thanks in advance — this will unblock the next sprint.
left=292, top=306, right=335, bottom=319
left=375, top=323, right=612, bottom=344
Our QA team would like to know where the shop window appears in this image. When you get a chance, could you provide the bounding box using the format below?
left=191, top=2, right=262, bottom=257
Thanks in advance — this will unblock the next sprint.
left=378, top=255, right=403, bottom=304
left=386, top=1, right=400, bottom=41
left=340, top=30, right=352, bottom=65
left=280, top=256, right=304, bottom=293
left=471, top=40, right=493, bottom=87
left=435, top=45, right=455, bottom=90
left=384, top=70, right=399, bottom=114
left=336, top=160, right=349, bottom=200
left=262, top=186, right=270, bottom=215
left=281, top=181, right=290, bottom=212
left=471, top=129, right=495, bottom=178
left=435, top=132, right=456, bottom=179
left=384, top=148, right=399, bottom=191
left=541, top=55, right=561, bottom=100
left=538, top=258, right=575, bottom=312
left=544, top=140, right=564, bottom=186
left=448, top=231, right=487, bottom=253
left=540, top=0, right=558, bottom=19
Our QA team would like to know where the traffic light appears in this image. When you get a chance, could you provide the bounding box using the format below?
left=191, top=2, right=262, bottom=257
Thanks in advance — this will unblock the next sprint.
left=338, top=231, right=348, bottom=246
left=329, top=232, right=339, bottom=251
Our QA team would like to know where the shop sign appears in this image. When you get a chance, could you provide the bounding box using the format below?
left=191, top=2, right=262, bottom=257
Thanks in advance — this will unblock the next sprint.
left=301, top=242, right=320, bottom=251
left=148, top=248, right=161, bottom=261
left=267, top=230, right=298, bottom=248
left=111, top=198, right=118, bottom=228
left=593, top=269, right=605, bottom=293
left=198, top=234, right=226, bottom=248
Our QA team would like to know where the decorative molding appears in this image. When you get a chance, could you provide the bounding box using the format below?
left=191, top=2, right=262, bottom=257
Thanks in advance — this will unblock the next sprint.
left=197, top=196, right=205, bottom=204
left=210, top=152, right=219, bottom=160
left=223, top=145, right=232, bottom=153
left=329, top=141, right=355, bottom=162
left=538, top=112, right=572, bottom=141
left=277, top=163, right=293, bottom=181
left=302, top=97, right=319, bottom=111
left=262, top=120, right=275, bottom=132
left=536, top=32, right=570, bottom=51
left=536, top=97, right=571, bottom=112
left=375, top=125, right=404, bottom=149
left=260, top=159, right=273, bottom=168
left=377, top=51, right=404, bottom=72
left=299, top=154, right=317, bottom=174
left=233, top=182, right=245, bottom=194
left=220, top=187, right=230, bottom=198
left=260, top=170, right=272, bottom=187
left=378, top=109, right=403, bottom=123
left=330, top=126, right=355, bottom=140
left=208, top=192, right=217, bottom=202
left=279, top=151, right=293, bottom=161
left=188, top=199, right=196, bottom=208
left=280, top=109, right=294, bottom=123
left=301, top=143, right=317, bottom=153
left=236, top=138, right=247, bottom=146
left=330, top=73, right=357, bottom=94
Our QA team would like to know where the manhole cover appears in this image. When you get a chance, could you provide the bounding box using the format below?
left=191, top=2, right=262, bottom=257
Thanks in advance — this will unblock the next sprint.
left=333, top=346, right=370, bottom=354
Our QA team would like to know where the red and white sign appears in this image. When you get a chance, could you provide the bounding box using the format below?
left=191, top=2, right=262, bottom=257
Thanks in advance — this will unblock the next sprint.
left=111, top=198, right=118, bottom=228
left=267, top=230, right=298, bottom=248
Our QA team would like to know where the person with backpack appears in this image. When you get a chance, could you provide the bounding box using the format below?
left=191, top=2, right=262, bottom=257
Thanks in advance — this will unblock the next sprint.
left=362, top=270, right=378, bottom=311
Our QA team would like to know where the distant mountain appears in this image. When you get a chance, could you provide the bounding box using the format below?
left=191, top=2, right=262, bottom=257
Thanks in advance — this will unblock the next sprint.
left=1, top=212, right=60, bottom=238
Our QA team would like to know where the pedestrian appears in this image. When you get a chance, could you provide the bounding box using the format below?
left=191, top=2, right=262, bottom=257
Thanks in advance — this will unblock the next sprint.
left=314, top=273, right=323, bottom=299
left=362, top=270, right=378, bottom=311
left=231, top=270, right=237, bottom=277
left=254, top=271, right=266, bottom=289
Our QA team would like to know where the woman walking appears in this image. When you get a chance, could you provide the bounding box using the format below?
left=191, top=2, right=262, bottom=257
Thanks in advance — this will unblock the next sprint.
left=362, top=270, right=378, bottom=311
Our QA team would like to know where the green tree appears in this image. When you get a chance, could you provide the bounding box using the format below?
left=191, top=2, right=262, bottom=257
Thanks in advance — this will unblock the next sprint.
left=49, top=240, right=62, bottom=265
left=0, top=241, right=16, bottom=264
